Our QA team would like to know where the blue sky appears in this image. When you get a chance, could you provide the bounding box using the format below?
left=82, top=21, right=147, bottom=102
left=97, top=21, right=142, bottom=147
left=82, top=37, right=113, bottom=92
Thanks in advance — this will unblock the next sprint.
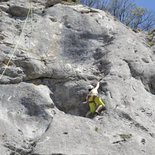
left=134, top=0, right=155, bottom=12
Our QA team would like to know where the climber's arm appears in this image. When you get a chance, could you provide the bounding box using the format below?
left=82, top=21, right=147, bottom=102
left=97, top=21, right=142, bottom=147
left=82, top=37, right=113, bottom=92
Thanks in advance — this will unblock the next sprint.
left=93, top=81, right=100, bottom=92
left=82, top=101, right=87, bottom=104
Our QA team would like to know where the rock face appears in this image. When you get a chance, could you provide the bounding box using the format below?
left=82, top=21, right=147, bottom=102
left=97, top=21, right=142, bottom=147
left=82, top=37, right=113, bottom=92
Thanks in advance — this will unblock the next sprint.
left=0, top=82, right=54, bottom=154
left=0, top=0, right=155, bottom=154
left=7, top=6, right=29, bottom=17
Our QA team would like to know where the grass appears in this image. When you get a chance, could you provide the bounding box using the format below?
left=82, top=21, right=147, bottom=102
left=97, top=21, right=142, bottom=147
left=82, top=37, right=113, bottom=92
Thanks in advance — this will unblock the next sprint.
left=119, top=134, right=132, bottom=141
left=147, top=41, right=155, bottom=47
left=95, top=127, right=99, bottom=132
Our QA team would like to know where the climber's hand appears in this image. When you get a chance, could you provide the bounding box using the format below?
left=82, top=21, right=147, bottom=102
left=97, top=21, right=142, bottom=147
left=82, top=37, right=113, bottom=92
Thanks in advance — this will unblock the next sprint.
left=82, top=101, right=87, bottom=104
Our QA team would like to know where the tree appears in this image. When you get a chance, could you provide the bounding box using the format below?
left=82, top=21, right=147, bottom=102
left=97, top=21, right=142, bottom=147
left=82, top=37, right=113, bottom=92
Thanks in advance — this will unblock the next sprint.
left=125, top=7, right=155, bottom=30
left=80, top=0, right=155, bottom=31
left=139, top=10, right=155, bottom=30
left=129, top=7, right=146, bottom=29
left=106, top=0, right=137, bottom=22
left=80, top=0, right=97, bottom=7
left=95, top=0, right=109, bottom=10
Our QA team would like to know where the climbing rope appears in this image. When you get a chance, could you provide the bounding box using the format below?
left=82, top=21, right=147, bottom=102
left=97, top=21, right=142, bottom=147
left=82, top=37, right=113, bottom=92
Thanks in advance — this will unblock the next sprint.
left=0, top=0, right=33, bottom=80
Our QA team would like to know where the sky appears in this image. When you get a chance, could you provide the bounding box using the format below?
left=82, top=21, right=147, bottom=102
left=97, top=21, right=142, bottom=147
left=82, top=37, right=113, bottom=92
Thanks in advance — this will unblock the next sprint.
left=134, top=0, right=155, bottom=12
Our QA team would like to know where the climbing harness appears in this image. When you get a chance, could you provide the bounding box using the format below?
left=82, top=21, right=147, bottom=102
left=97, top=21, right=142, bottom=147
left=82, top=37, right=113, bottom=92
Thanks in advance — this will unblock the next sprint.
left=88, top=95, right=105, bottom=114
left=88, top=95, right=97, bottom=104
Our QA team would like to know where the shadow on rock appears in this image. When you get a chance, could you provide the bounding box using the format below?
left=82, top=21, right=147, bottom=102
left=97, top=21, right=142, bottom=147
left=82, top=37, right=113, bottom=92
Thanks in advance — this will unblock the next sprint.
left=21, top=97, right=48, bottom=119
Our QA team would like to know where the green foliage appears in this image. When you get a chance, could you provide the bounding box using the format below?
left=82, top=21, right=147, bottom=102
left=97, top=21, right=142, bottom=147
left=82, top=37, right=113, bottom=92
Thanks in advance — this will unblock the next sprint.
left=66, top=0, right=79, bottom=2
left=131, top=7, right=146, bottom=16
left=119, top=133, right=132, bottom=141
left=147, top=29, right=155, bottom=46
left=147, top=41, right=155, bottom=47
left=95, top=127, right=99, bottom=132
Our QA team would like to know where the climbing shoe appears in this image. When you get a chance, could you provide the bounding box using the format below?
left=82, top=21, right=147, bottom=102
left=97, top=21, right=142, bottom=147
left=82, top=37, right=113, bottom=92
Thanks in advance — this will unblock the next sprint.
left=95, top=111, right=100, bottom=115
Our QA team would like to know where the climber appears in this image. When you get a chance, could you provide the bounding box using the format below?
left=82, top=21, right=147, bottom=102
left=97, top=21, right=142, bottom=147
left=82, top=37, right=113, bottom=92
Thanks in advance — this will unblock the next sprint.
left=83, top=81, right=106, bottom=117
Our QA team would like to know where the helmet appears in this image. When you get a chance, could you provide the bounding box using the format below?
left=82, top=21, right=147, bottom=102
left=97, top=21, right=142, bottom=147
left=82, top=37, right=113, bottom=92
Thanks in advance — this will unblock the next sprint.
left=87, top=85, right=94, bottom=91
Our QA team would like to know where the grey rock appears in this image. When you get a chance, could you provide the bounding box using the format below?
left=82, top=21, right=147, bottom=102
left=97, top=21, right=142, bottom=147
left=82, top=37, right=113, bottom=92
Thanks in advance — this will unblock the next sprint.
left=0, top=0, right=9, bottom=2
left=33, top=111, right=155, bottom=155
left=46, top=0, right=62, bottom=7
left=7, top=5, right=29, bottom=17
left=0, top=82, right=54, bottom=154
left=0, top=1, right=155, bottom=155
left=33, top=112, right=116, bottom=155
left=152, top=45, right=155, bottom=53
left=0, top=4, right=9, bottom=12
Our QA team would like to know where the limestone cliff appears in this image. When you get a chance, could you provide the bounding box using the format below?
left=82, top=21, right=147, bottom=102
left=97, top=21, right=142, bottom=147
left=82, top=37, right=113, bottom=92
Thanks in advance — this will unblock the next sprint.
left=0, top=0, right=155, bottom=155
